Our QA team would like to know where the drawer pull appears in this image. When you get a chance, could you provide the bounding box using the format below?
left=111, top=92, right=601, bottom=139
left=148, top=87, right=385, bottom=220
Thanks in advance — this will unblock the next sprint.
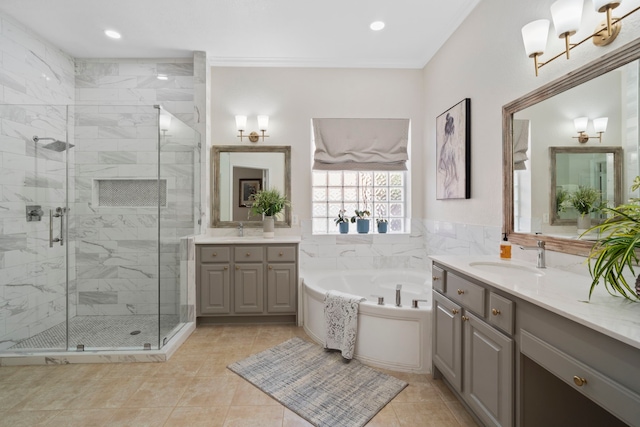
left=457, top=289, right=465, bottom=295
left=573, top=376, right=587, bottom=387
left=246, top=252, right=251, bottom=257
left=491, top=308, right=501, bottom=316
left=224, top=266, right=228, bottom=270
left=236, top=266, right=240, bottom=270
left=212, top=252, right=217, bottom=257
left=268, top=265, right=273, bottom=270
left=279, top=252, right=283, bottom=256
left=452, top=309, right=459, bottom=315
left=462, top=315, right=469, bottom=321
left=432, top=276, right=440, bottom=281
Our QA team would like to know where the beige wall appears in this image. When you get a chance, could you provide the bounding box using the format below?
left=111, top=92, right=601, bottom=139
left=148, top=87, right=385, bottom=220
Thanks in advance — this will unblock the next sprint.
left=422, top=0, right=640, bottom=228
left=209, top=67, right=424, bottom=233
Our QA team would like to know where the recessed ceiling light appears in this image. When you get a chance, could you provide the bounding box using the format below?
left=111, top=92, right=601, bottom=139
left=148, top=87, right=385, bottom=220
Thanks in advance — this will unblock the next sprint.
left=370, top=21, right=385, bottom=31
left=104, top=29, right=121, bottom=39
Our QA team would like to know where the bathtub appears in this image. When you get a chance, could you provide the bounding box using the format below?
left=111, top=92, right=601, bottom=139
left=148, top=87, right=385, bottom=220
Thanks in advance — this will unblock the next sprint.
left=302, top=269, right=432, bottom=373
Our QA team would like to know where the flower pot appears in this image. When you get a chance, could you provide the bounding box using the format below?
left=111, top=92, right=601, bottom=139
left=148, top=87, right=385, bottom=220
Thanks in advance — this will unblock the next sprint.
left=377, top=222, right=388, bottom=233
left=339, top=222, right=349, bottom=234
left=263, top=215, right=275, bottom=238
left=356, top=219, right=370, bottom=234
left=577, top=214, right=591, bottom=231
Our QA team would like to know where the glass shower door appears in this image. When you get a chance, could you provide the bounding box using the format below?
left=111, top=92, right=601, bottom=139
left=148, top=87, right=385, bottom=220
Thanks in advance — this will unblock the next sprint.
left=0, top=104, right=70, bottom=352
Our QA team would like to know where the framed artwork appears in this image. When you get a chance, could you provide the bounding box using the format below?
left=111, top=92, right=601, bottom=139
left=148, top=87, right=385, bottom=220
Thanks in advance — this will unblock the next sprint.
left=239, top=179, right=262, bottom=207
left=436, top=98, right=471, bottom=200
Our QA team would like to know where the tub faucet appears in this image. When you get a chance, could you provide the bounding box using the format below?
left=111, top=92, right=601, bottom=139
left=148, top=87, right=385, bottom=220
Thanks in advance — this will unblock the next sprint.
left=520, top=240, right=546, bottom=268
left=395, top=284, right=402, bottom=307
left=237, top=222, right=244, bottom=237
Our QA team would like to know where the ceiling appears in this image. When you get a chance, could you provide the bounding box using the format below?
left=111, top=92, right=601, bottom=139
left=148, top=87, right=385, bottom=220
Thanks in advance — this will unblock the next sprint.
left=0, top=0, right=480, bottom=69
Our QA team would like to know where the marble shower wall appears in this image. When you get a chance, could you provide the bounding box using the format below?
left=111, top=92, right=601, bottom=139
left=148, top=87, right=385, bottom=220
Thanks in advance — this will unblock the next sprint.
left=0, top=13, right=76, bottom=348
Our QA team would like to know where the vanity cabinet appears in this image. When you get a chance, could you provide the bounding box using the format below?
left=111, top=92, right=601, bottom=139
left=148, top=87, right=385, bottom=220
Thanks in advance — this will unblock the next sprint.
left=432, top=265, right=514, bottom=427
left=197, top=243, right=298, bottom=322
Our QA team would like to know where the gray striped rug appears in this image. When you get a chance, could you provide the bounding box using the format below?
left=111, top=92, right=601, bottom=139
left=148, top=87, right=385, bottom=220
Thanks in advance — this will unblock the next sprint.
left=227, top=337, right=408, bottom=427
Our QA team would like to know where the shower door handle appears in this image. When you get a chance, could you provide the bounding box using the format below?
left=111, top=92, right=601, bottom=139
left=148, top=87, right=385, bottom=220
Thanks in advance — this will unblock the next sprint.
left=49, top=207, right=64, bottom=247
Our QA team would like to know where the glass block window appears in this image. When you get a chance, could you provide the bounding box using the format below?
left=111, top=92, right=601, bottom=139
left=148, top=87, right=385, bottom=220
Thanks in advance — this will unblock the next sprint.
left=97, top=179, right=167, bottom=207
left=312, top=170, right=407, bottom=234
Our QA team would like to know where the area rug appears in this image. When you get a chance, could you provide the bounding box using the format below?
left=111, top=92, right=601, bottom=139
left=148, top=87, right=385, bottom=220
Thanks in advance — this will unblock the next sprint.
left=227, top=337, right=408, bottom=427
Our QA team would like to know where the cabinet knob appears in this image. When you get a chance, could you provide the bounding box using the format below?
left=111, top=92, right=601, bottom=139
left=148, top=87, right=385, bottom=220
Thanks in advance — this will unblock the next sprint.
left=457, top=289, right=465, bottom=295
left=246, top=252, right=251, bottom=257
left=279, top=252, right=283, bottom=256
left=268, top=265, right=273, bottom=270
left=432, top=276, right=440, bottom=281
left=212, top=252, right=217, bottom=257
left=492, top=308, right=501, bottom=316
left=236, top=266, right=240, bottom=270
left=462, top=315, right=469, bottom=321
left=573, top=376, right=587, bottom=387
left=223, top=266, right=228, bottom=270
left=452, top=309, right=459, bottom=315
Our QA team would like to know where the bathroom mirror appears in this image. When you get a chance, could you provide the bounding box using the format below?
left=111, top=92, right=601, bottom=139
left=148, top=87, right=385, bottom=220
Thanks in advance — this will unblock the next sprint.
left=503, top=38, right=640, bottom=256
left=212, top=145, right=291, bottom=228
left=549, top=147, right=623, bottom=226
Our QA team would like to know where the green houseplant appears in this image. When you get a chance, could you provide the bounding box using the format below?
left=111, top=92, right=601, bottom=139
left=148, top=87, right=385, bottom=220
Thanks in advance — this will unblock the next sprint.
left=569, top=186, right=601, bottom=229
left=249, top=188, right=289, bottom=238
left=335, top=209, right=349, bottom=234
left=350, top=209, right=371, bottom=234
left=376, top=218, right=388, bottom=234
left=587, top=176, right=640, bottom=301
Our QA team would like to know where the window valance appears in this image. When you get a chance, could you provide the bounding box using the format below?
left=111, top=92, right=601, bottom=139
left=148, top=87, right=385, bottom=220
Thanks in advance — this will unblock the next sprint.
left=312, top=118, right=409, bottom=171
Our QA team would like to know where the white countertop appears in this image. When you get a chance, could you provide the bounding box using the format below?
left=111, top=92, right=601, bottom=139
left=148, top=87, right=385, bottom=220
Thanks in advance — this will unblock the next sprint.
left=194, top=235, right=301, bottom=244
left=430, top=255, right=640, bottom=351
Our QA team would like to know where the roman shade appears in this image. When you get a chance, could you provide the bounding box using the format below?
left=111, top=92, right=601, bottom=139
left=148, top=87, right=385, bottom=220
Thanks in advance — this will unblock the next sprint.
left=513, top=119, right=530, bottom=171
left=312, top=118, right=409, bottom=171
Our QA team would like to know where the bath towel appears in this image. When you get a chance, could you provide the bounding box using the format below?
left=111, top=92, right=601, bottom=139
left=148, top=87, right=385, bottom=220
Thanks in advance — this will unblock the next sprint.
left=324, top=290, right=365, bottom=360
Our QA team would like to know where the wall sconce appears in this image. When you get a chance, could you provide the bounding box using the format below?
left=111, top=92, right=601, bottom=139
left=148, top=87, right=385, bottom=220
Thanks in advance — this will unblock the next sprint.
left=522, top=1, right=638, bottom=76
left=235, top=115, right=270, bottom=143
left=573, top=116, right=608, bottom=143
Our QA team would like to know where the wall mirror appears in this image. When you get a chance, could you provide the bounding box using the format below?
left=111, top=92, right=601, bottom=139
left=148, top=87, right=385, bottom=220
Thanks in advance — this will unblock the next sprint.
left=549, top=146, right=623, bottom=226
left=504, top=39, right=640, bottom=256
left=212, top=145, right=291, bottom=228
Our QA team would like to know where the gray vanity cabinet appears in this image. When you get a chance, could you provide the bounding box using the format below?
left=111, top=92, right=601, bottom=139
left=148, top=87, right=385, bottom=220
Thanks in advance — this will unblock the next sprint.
left=197, top=243, right=298, bottom=322
left=432, top=265, right=514, bottom=427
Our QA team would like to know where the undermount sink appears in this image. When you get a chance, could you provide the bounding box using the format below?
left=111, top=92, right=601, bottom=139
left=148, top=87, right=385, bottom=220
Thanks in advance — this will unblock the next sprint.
left=468, top=261, right=545, bottom=277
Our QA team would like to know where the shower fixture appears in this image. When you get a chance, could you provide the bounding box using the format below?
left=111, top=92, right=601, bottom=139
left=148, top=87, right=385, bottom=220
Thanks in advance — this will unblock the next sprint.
left=33, top=135, right=75, bottom=152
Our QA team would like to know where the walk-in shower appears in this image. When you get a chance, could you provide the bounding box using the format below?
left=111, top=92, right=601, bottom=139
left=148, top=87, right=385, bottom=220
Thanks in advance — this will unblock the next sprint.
left=0, top=105, right=200, bottom=357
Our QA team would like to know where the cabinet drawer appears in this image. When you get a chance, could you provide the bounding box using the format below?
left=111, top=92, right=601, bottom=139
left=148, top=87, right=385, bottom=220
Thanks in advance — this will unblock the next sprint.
left=489, top=292, right=514, bottom=335
left=234, top=246, right=264, bottom=262
left=199, top=246, right=231, bottom=263
left=445, top=272, right=485, bottom=316
left=432, top=265, right=446, bottom=293
left=521, top=330, right=640, bottom=426
left=267, top=246, right=296, bottom=262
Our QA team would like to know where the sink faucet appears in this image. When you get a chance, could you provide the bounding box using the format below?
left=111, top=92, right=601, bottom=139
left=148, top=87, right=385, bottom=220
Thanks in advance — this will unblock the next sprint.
left=396, top=284, right=402, bottom=307
left=237, top=222, right=244, bottom=237
left=520, top=240, right=546, bottom=268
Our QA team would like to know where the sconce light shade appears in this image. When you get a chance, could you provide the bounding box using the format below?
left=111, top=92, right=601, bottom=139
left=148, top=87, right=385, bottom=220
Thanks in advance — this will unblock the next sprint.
left=522, top=19, right=550, bottom=57
left=574, top=117, right=588, bottom=133
left=235, top=115, right=247, bottom=131
left=550, top=0, right=583, bottom=37
left=257, top=115, right=269, bottom=131
left=159, top=114, right=172, bottom=131
left=593, top=117, right=608, bottom=133
left=593, top=0, right=621, bottom=13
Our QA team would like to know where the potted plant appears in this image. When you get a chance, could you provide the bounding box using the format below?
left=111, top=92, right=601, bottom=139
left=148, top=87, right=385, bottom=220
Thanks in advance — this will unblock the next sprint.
left=350, top=209, right=371, bottom=234
left=249, top=188, right=289, bottom=238
left=568, top=186, right=601, bottom=230
left=376, top=218, right=388, bottom=234
left=588, top=176, right=640, bottom=301
left=335, top=209, right=349, bottom=234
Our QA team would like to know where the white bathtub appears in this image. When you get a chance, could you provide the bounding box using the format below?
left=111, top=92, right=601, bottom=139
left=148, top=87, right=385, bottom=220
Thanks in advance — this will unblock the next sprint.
left=302, top=269, right=432, bottom=373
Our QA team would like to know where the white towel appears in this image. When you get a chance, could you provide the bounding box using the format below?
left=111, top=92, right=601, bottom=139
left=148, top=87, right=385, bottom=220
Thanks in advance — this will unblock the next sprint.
left=324, top=290, right=364, bottom=360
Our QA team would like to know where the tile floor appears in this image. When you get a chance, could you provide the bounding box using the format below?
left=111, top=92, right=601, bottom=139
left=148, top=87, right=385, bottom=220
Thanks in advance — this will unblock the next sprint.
left=0, top=324, right=479, bottom=426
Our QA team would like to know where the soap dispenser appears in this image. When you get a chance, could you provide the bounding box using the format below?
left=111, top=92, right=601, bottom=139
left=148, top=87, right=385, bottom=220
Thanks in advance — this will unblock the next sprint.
left=500, top=233, right=512, bottom=260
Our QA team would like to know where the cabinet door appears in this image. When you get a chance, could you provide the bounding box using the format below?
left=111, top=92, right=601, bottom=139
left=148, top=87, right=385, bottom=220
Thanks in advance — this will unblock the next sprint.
left=199, top=264, right=231, bottom=314
left=234, top=263, right=264, bottom=313
left=433, top=292, right=462, bottom=392
left=267, top=263, right=296, bottom=313
left=463, top=311, right=514, bottom=427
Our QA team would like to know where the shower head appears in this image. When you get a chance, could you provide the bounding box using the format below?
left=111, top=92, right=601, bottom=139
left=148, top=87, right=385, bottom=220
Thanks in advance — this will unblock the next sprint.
left=32, top=135, right=75, bottom=152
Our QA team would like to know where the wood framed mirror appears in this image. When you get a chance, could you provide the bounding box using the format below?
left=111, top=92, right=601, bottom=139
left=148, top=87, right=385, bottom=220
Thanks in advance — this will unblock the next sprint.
left=503, top=38, right=640, bottom=256
left=212, top=145, right=291, bottom=228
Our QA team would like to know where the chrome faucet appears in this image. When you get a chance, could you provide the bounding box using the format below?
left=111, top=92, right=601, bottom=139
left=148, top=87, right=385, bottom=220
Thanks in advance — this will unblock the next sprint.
left=395, top=284, right=402, bottom=307
left=520, top=240, right=546, bottom=268
left=237, top=222, right=244, bottom=237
